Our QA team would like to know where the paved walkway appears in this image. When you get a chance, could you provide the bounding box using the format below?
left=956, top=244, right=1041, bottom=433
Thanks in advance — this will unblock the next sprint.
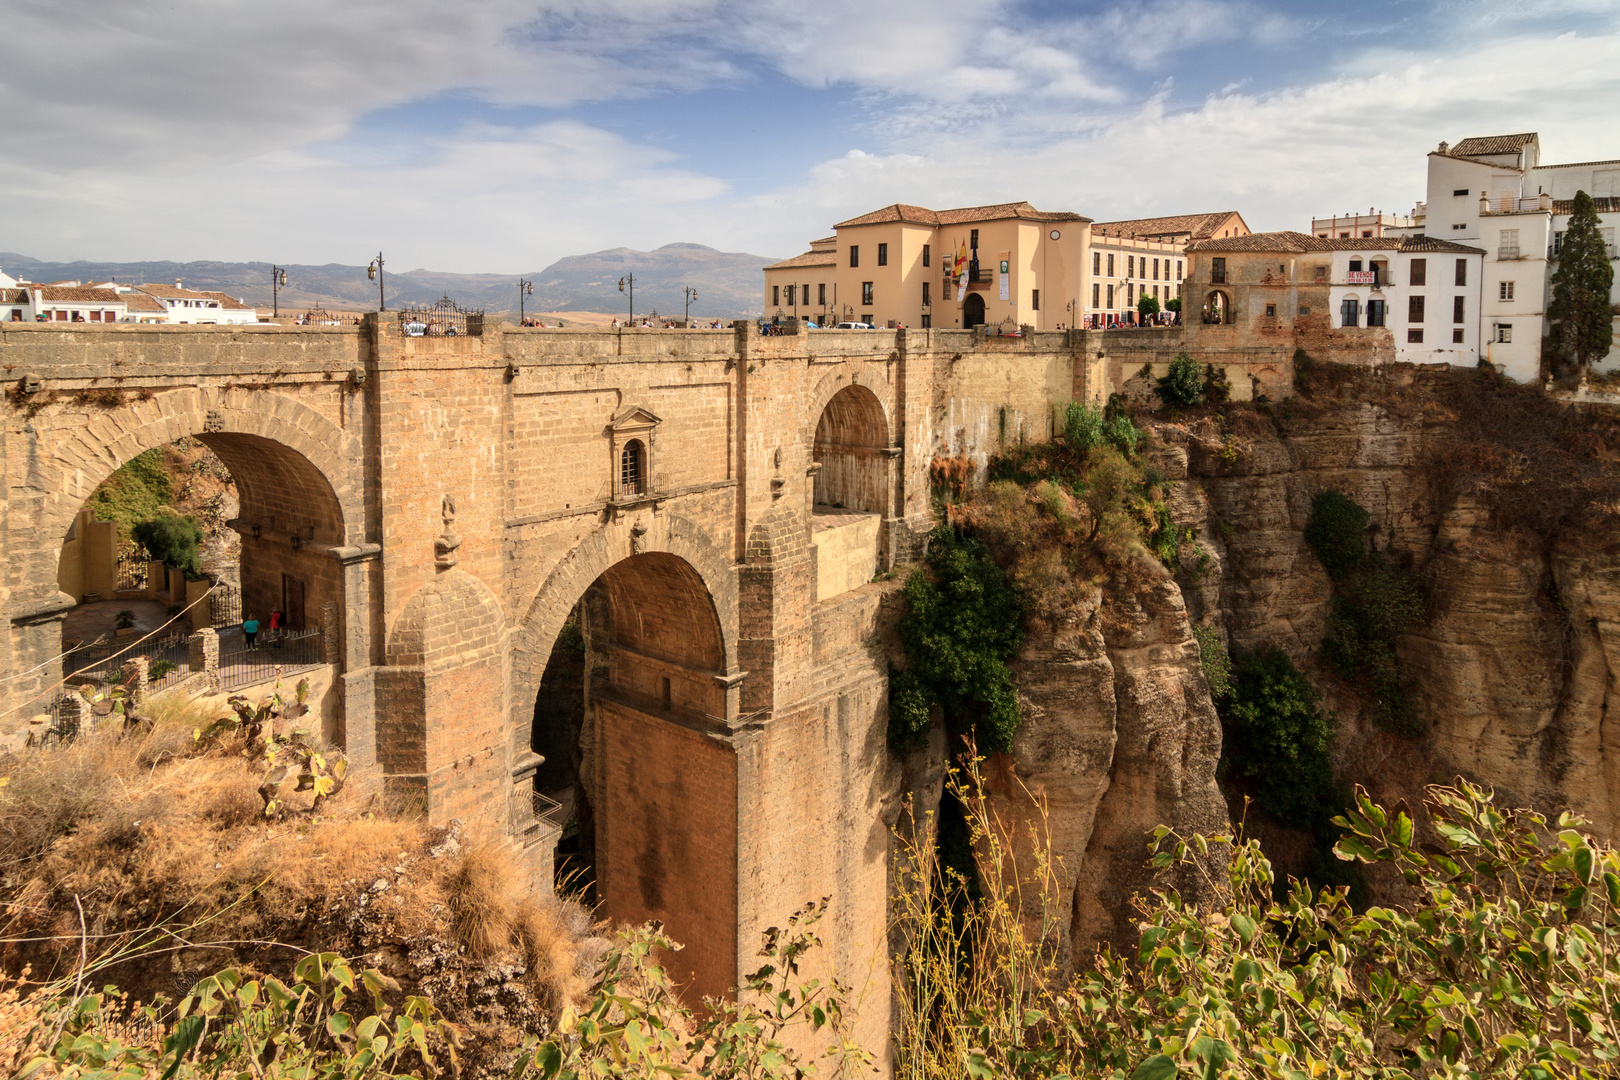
left=62, top=599, right=175, bottom=646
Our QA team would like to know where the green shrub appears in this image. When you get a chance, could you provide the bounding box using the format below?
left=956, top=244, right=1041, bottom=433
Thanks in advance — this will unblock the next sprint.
left=1192, top=623, right=1232, bottom=703
left=87, top=448, right=175, bottom=544
left=147, top=659, right=177, bottom=681
left=1061, top=401, right=1106, bottom=453
left=133, top=513, right=204, bottom=578
left=1104, top=412, right=1141, bottom=457
left=1137, top=294, right=1161, bottom=319
left=1303, top=490, right=1369, bottom=579
left=1201, top=363, right=1231, bottom=404
left=1221, top=648, right=1338, bottom=834
left=1323, top=559, right=1427, bottom=733
left=1156, top=350, right=1203, bottom=408
left=890, top=527, right=1024, bottom=753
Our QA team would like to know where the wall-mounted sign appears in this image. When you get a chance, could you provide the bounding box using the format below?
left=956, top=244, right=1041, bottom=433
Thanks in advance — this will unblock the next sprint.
left=999, top=259, right=1010, bottom=302
left=1347, top=271, right=1376, bottom=285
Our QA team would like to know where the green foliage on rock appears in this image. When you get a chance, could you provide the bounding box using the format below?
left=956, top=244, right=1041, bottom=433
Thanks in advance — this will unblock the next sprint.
left=1323, top=559, right=1428, bottom=733
left=1549, top=189, right=1617, bottom=372
left=890, top=527, right=1025, bottom=753
left=1221, top=648, right=1338, bottom=834
left=133, top=513, right=204, bottom=578
left=1062, top=400, right=1107, bottom=454
left=87, top=448, right=174, bottom=544
left=1156, top=350, right=1203, bottom=408
left=1192, top=623, right=1232, bottom=703
left=1201, top=363, right=1231, bottom=404
left=1303, top=490, right=1370, bottom=579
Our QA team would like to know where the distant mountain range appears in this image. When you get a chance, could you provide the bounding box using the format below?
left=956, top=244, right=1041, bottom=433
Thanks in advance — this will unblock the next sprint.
left=0, top=243, right=781, bottom=319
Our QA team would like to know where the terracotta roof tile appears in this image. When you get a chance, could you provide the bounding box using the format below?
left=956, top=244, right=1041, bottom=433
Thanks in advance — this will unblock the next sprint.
left=1396, top=236, right=1486, bottom=255
left=118, top=292, right=167, bottom=312
left=37, top=286, right=125, bottom=303
left=1091, top=211, right=1245, bottom=240
left=1552, top=196, right=1620, bottom=214
left=201, top=291, right=255, bottom=310
left=134, top=283, right=218, bottom=300
left=833, top=200, right=1087, bottom=229
left=763, top=251, right=839, bottom=270
left=1447, top=133, right=1537, bottom=157
left=1188, top=230, right=1327, bottom=253
left=0, top=288, right=27, bottom=304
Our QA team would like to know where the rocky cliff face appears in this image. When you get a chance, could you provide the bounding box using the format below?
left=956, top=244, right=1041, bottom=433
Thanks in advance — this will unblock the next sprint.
left=1162, top=372, right=1620, bottom=842
left=989, top=571, right=1228, bottom=964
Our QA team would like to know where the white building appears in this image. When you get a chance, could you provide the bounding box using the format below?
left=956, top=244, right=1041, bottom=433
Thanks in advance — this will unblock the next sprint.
left=25, top=285, right=129, bottom=323
left=1311, top=209, right=1418, bottom=239
left=1325, top=237, right=1485, bottom=365
left=1393, top=133, right=1619, bottom=380
left=132, top=282, right=260, bottom=324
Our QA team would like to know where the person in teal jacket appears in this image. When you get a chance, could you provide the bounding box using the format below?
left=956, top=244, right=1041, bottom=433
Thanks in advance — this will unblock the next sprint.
left=243, top=614, right=260, bottom=649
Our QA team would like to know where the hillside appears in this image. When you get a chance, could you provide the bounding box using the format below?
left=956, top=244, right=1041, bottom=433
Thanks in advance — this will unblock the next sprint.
left=0, top=242, right=780, bottom=319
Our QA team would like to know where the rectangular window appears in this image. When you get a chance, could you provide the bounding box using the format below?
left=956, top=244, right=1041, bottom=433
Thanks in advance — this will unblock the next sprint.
left=1455, top=259, right=1467, bottom=286
left=1093, top=251, right=1101, bottom=274
left=1106, top=284, right=1114, bottom=308
left=1408, top=329, right=1424, bottom=343
left=1341, top=298, right=1360, bottom=327
left=1107, top=254, right=1115, bottom=277
left=1453, top=295, right=1465, bottom=323
left=921, top=314, right=931, bottom=328
left=1092, top=283, right=1100, bottom=307
left=1314, top=265, right=1328, bottom=283
left=818, top=283, right=826, bottom=305
left=922, top=282, right=930, bottom=306
left=1554, top=232, right=1564, bottom=255
left=1367, top=299, right=1386, bottom=327
left=1499, top=281, right=1515, bottom=301
left=1410, top=258, right=1426, bottom=286
left=1498, top=228, right=1519, bottom=260
left=1408, top=295, right=1425, bottom=322
left=1362, top=230, right=1373, bottom=238
left=1127, top=255, right=1135, bottom=278
left=861, top=281, right=873, bottom=306
left=1604, top=228, right=1617, bottom=256
left=1032, top=288, right=1040, bottom=310
left=922, top=244, right=930, bottom=268
left=1265, top=303, right=1277, bottom=318
left=1454, top=188, right=1469, bottom=196
left=772, top=286, right=779, bottom=306
left=849, top=245, right=859, bottom=268
left=1153, top=258, right=1160, bottom=280
left=1128, top=283, right=1135, bottom=305
left=1350, top=259, right=1363, bottom=273
left=1153, top=285, right=1159, bottom=299
left=88, top=310, right=101, bottom=321
left=1453, top=328, right=1465, bottom=343
left=1452, top=223, right=1467, bottom=230
left=1176, top=260, right=1183, bottom=280
left=786, top=285, right=796, bottom=307
left=877, top=242, right=888, bottom=266
left=1496, top=324, right=1513, bottom=343
left=1211, top=257, right=1226, bottom=284
left=970, top=228, right=979, bottom=249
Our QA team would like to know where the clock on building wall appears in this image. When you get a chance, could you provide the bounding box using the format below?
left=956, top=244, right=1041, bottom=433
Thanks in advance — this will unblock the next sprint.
left=1049, top=230, right=1061, bottom=240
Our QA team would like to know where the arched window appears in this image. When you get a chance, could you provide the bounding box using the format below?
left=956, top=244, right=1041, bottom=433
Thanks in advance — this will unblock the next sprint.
left=1203, top=291, right=1231, bottom=325
left=620, top=439, right=644, bottom=496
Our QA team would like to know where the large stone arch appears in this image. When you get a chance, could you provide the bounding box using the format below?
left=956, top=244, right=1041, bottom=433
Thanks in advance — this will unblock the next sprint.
left=804, top=362, right=894, bottom=450
left=33, top=387, right=362, bottom=558
left=510, top=511, right=739, bottom=719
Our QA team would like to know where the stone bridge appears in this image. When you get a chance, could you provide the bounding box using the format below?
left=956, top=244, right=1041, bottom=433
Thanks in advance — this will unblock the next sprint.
left=0, top=316, right=1223, bottom=1045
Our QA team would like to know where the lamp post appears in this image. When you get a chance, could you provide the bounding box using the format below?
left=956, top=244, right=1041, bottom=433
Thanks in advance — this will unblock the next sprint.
left=518, top=278, right=534, bottom=323
left=684, top=286, right=697, bottom=324
left=618, top=274, right=634, bottom=325
left=271, top=265, right=287, bottom=317
left=366, top=253, right=386, bottom=310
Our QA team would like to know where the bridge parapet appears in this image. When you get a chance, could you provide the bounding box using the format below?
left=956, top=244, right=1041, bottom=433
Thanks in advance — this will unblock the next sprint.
left=0, top=322, right=367, bottom=380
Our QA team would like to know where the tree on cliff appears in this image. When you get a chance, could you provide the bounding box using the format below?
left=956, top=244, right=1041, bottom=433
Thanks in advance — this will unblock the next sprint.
left=1548, top=190, right=1616, bottom=372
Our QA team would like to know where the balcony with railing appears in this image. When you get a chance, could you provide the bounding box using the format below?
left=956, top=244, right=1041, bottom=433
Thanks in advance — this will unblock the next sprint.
left=1481, top=193, right=1553, bottom=216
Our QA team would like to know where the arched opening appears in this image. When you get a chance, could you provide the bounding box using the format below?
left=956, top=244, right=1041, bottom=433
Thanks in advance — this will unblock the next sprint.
left=963, top=291, right=986, bottom=328
left=1203, top=290, right=1231, bottom=325
left=56, top=428, right=346, bottom=730
left=811, top=384, right=888, bottom=598
left=530, top=550, right=733, bottom=998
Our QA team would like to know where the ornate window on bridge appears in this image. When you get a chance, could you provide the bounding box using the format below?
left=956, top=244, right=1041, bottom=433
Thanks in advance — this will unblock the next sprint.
left=608, top=406, right=661, bottom=503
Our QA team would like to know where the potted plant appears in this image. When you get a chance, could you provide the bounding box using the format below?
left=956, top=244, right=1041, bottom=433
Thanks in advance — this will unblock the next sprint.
left=114, top=609, right=139, bottom=637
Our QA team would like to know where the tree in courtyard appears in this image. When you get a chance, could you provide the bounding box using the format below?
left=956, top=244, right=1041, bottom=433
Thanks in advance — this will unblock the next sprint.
left=1137, top=294, right=1161, bottom=321
left=1165, top=297, right=1181, bottom=313
left=1548, top=189, right=1616, bottom=373
left=133, top=513, right=203, bottom=578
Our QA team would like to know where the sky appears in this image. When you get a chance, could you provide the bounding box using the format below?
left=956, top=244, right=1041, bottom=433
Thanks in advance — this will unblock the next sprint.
left=4, top=0, right=1620, bottom=273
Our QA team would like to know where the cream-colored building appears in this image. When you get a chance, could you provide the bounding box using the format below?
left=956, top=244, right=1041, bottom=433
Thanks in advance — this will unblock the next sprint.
left=1086, top=211, right=1249, bottom=325
left=764, top=201, right=1089, bottom=331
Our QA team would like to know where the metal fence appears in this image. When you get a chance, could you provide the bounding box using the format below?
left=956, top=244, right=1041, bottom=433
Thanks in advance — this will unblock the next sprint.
left=216, top=627, right=324, bottom=691
left=115, top=555, right=149, bottom=592
left=65, top=629, right=191, bottom=692
left=399, top=294, right=484, bottom=337
left=211, top=583, right=241, bottom=628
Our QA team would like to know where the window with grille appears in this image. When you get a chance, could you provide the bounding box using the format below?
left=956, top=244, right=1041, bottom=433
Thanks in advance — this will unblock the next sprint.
left=1341, top=298, right=1359, bottom=327
left=1107, top=254, right=1115, bottom=276
left=1093, top=251, right=1101, bottom=274
left=1409, top=295, right=1425, bottom=322
left=1455, top=259, right=1467, bottom=286
left=1410, top=258, right=1427, bottom=286
left=1453, top=328, right=1465, bottom=343
left=1092, top=283, right=1100, bottom=306
left=1453, top=296, right=1465, bottom=323
left=620, top=440, right=644, bottom=496
left=1499, top=281, right=1515, bottom=301
left=1211, top=257, right=1226, bottom=284
left=1367, top=300, right=1386, bottom=327
left=1408, top=329, right=1424, bottom=343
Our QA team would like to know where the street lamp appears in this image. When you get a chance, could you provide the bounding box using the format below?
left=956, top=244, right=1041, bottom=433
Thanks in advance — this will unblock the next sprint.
left=618, top=274, right=635, bottom=325
left=684, top=286, right=697, bottom=324
left=518, top=278, right=534, bottom=323
left=271, top=265, right=288, bottom=317
left=366, top=253, right=386, bottom=310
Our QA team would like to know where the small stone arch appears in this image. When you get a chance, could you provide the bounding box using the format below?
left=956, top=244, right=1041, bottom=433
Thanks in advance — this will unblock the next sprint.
left=812, top=383, right=889, bottom=513
left=1202, top=290, right=1232, bottom=325
left=805, top=363, right=893, bottom=448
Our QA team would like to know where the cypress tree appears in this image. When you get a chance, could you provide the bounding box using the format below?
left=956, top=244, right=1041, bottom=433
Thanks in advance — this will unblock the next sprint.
left=1548, top=190, right=1616, bottom=371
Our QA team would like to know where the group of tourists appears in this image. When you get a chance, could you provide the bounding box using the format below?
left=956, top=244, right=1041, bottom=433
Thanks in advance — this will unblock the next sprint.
left=240, top=609, right=288, bottom=650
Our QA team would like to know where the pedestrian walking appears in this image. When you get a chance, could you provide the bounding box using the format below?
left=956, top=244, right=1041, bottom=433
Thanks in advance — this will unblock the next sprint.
left=243, top=613, right=260, bottom=649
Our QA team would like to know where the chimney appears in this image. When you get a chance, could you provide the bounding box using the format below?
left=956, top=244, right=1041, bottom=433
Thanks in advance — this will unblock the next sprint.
left=1438, top=141, right=1449, bottom=154
left=175, top=280, right=183, bottom=289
